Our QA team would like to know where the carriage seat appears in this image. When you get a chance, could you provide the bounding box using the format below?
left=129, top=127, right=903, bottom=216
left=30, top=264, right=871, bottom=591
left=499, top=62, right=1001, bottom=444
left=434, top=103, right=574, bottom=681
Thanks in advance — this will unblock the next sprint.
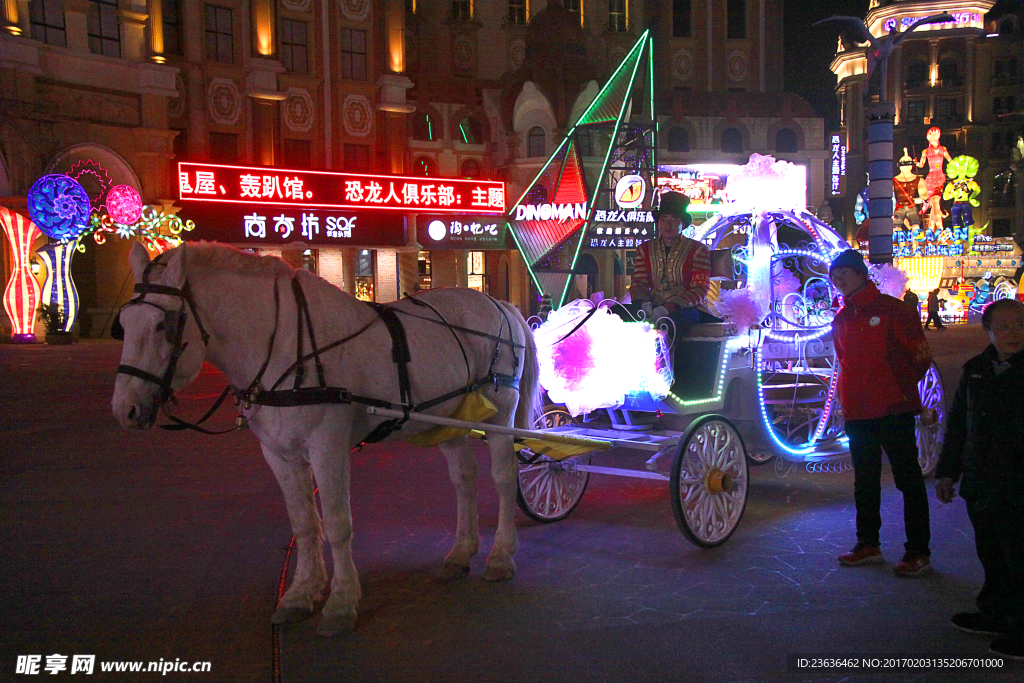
left=709, top=248, right=735, bottom=281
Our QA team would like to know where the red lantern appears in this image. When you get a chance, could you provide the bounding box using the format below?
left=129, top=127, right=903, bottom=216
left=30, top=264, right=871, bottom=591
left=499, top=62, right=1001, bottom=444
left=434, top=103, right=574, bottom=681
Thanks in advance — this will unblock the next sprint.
left=0, top=207, right=43, bottom=343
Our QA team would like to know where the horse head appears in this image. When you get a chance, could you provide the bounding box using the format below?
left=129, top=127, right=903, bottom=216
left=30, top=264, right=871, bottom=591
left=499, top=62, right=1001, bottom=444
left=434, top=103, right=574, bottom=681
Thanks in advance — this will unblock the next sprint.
left=112, top=242, right=207, bottom=429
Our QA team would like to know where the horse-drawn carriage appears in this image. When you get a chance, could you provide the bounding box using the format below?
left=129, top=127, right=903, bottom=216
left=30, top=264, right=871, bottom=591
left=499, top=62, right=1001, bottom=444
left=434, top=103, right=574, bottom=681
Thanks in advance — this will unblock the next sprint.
left=517, top=207, right=946, bottom=547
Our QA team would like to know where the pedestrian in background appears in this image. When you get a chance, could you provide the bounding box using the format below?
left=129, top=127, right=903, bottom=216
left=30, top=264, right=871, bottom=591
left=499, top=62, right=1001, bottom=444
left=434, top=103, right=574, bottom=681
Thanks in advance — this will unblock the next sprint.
left=936, top=298, right=1024, bottom=659
left=904, top=289, right=920, bottom=321
left=925, top=287, right=946, bottom=330
left=829, top=249, right=934, bottom=576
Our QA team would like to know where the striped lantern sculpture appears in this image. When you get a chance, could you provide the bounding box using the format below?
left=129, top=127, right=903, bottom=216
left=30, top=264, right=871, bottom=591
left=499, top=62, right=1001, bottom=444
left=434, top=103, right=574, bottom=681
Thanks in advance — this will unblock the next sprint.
left=36, top=240, right=79, bottom=333
left=0, top=206, right=43, bottom=343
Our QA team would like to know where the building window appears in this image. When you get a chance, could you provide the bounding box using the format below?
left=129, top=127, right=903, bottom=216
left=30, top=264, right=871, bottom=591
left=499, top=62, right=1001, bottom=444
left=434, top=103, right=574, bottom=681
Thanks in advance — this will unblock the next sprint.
left=775, top=128, right=798, bottom=153
left=209, top=132, right=238, bottom=163
left=30, top=0, right=66, bottom=46
left=281, top=19, right=308, bottom=73
left=727, top=0, right=746, bottom=39
left=340, top=28, right=367, bottom=80
left=992, top=171, right=1016, bottom=206
left=905, top=99, right=925, bottom=123
left=344, top=144, right=370, bottom=172
left=405, top=0, right=416, bottom=12
left=417, top=251, right=431, bottom=291
left=721, top=127, right=742, bottom=153
left=88, top=0, right=121, bottom=57
left=412, top=112, right=436, bottom=141
left=527, top=126, right=546, bottom=157
left=564, top=0, right=581, bottom=22
left=672, top=0, right=691, bottom=37
left=355, top=250, right=375, bottom=302
left=413, top=156, right=435, bottom=177
left=301, top=249, right=318, bottom=273
left=576, top=129, right=593, bottom=157
left=999, top=18, right=1017, bottom=36
left=162, top=0, right=183, bottom=55
left=204, top=5, right=233, bottom=63
left=936, top=98, right=958, bottom=121
left=938, top=57, right=961, bottom=86
left=608, top=0, right=627, bottom=32
left=460, top=159, right=481, bottom=178
left=456, top=116, right=483, bottom=144
left=992, top=218, right=1014, bottom=237
left=467, top=251, right=486, bottom=292
left=906, top=59, right=928, bottom=88
left=452, top=0, right=472, bottom=20
left=667, top=126, right=689, bottom=152
left=994, top=58, right=1018, bottom=84
left=284, top=139, right=312, bottom=168
left=508, top=0, right=526, bottom=25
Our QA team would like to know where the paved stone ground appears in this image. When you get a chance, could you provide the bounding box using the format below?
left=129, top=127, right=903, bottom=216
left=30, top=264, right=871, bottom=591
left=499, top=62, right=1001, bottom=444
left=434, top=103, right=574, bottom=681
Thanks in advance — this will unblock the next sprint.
left=2, top=325, right=1021, bottom=683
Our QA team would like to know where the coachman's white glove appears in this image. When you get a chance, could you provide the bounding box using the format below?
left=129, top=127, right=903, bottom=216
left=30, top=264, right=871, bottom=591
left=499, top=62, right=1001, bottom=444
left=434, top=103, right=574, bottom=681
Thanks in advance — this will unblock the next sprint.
left=651, top=306, right=669, bottom=320
left=639, top=302, right=653, bottom=317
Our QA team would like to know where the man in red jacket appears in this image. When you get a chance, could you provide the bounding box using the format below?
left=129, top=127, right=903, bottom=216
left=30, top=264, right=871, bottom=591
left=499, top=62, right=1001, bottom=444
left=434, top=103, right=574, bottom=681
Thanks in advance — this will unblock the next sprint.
left=830, top=249, right=934, bottom=576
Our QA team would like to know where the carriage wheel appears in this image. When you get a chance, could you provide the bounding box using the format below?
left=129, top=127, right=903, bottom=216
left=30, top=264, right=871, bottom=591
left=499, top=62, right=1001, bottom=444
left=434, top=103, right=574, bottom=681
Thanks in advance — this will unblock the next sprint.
left=745, top=449, right=774, bottom=466
left=515, top=405, right=590, bottom=522
left=916, top=363, right=945, bottom=477
left=670, top=416, right=749, bottom=548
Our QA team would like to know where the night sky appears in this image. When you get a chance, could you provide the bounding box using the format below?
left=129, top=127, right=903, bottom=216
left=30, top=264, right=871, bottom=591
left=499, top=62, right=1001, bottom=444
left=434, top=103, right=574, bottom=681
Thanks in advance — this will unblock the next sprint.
left=784, top=0, right=872, bottom=131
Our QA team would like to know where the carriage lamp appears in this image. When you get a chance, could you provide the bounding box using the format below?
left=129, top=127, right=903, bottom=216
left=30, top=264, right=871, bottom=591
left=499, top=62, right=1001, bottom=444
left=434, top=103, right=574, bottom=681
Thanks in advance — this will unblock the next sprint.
left=0, top=206, right=42, bottom=343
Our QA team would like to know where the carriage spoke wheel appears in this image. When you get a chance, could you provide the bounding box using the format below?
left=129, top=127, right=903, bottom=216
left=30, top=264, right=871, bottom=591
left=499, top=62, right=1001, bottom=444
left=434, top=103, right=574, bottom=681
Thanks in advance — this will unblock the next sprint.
left=916, top=363, right=945, bottom=477
left=670, top=416, right=749, bottom=548
left=515, top=405, right=590, bottom=522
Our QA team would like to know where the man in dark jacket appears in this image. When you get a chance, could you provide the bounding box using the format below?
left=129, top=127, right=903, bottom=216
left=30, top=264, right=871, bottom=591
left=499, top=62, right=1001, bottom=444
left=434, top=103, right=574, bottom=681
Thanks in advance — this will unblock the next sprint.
left=936, top=298, right=1024, bottom=659
left=925, top=287, right=946, bottom=330
left=830, top=249, right=934, bottom=576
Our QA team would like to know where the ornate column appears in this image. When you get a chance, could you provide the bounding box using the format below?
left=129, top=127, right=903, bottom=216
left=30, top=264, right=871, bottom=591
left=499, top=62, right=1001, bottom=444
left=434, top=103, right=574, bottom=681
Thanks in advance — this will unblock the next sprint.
left=0, top=207, right=42, bottom=343
left=866, top=101, right=895, bottom=264
left=37, top=240, right=79, bottom=333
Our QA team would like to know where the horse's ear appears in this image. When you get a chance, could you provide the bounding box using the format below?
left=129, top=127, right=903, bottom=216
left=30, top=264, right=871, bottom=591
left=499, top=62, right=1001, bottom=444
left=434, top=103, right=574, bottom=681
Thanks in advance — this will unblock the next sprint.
left=129, top=242, right=151, bottom=283
left=162, top=243, right=187, bottom=286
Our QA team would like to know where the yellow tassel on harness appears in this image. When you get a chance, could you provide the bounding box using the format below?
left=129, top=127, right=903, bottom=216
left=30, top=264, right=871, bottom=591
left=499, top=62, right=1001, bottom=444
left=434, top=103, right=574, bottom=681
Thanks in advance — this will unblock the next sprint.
left=406, top=391, right=498, bottom=448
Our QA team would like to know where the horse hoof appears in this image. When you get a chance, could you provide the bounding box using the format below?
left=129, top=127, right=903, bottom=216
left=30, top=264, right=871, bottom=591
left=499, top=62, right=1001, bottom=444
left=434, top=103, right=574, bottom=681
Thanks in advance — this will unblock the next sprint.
left=271, top=606, right=314, bottom=624
left=483, top=565, right=515, bottom=582
left=316, top=610, right=357, bottom=637
left=438, top=562, right=470, bottom=582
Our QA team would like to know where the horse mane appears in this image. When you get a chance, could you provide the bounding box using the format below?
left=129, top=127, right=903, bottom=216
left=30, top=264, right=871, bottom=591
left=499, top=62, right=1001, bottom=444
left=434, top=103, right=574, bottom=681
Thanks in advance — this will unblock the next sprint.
left=184, top=241, right=295, bottom=280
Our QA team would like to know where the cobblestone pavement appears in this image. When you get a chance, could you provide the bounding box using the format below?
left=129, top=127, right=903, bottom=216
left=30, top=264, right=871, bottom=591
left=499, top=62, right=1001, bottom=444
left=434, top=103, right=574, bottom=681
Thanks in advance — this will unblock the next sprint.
left=2, top=325, right=1021, bottom=682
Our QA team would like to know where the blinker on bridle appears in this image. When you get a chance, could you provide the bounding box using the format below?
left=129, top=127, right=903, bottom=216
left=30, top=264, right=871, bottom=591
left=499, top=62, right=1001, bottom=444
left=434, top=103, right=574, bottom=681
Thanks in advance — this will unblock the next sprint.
left=113, top=257, right=210, bottom=406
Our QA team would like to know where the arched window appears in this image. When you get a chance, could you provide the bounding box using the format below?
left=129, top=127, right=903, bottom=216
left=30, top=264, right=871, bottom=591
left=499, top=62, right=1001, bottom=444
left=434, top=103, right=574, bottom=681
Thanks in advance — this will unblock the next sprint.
left=412, top=112, right=436, bottom=141
left=527, top=126, right=546, bottom=157
left=906, top=59, right=928, bottom=87
left=456, top=116, right=483, bottom=144
left=667, top=126, right=690, bottom=152
left=720, top=127, right=742, bottom=153
left=939, top=56, right=960, bottom=85
left=999, top=18, right=1016, bottom=35
left=576, top=129, right=593, bottom=157
left=775, top=128, right=798, bottom=153
left=460, top=158, right=481, bottom=178
left=412, top=156, right=434, bottom=177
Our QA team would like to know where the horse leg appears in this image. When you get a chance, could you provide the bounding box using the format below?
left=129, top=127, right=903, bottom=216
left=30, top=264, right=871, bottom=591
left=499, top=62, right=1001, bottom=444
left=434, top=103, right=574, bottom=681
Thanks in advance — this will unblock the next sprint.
left=483, top=433, right=518, bottom=581
left=437, top=435, right=480, bottom=581
left=262, top=446, right=327, bottom=624
left=308, top=444, right=361, bottom=636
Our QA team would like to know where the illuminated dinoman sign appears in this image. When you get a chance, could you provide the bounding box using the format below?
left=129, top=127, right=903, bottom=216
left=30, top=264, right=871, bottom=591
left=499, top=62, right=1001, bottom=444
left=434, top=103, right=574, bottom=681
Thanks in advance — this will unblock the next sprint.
left=174, top=203, right=406, bottom=246
left=177, top=162, right=505, bottom=214
left=513, top=202, right=587, bottom=222
left=830, top=134, right=847, bottom=197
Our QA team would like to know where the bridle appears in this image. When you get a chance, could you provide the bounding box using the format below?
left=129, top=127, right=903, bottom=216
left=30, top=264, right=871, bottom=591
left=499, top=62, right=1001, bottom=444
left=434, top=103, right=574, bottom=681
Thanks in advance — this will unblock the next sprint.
left=112, top=258, right=210, bottom=406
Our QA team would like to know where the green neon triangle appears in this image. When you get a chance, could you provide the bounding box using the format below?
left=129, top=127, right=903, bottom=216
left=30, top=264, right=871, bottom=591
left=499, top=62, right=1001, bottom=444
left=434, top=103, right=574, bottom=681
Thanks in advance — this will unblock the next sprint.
left=575, top=33, right=648, bottom=127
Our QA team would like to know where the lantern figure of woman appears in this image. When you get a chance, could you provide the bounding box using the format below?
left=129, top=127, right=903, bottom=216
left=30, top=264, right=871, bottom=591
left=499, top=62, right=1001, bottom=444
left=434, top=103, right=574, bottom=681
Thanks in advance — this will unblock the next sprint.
left=0, top=207, right=43, bottom=342
left=36, top=240, right=80, bottom=333
left=917, top=127, right=952, bottom=234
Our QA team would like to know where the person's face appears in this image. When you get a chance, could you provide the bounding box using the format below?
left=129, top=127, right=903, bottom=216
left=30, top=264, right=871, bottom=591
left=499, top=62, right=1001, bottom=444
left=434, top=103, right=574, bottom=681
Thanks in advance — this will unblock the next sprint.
left=830, top=267, right=868, bottom=297
left=986, top=307, right=1024, bottom=358
left=658, top=214, right=682, bottom=242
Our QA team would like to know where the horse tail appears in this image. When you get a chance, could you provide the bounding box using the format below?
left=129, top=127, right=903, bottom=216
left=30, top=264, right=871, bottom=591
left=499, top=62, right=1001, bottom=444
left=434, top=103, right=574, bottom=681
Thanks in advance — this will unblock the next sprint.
left=502, top=302, right=541, bottom=430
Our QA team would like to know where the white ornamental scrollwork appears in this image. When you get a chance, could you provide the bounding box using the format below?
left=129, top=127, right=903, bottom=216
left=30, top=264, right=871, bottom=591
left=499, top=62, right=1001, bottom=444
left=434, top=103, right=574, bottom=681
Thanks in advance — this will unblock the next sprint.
left=340, top=0, right=368, bottom=21
left=509, top=39, right=525, bottom=69
left=342, top=94, right=372, bottom=138
left=727, top=50, right=748, bottom=83
left=169, top=73, right=187, bottom=119
left=453, top=35, right=474, bottom=71
left=281, top=0, right=310, bottom=11
left=284, top=88, right=314, bottom=133
left=673, top=48, right=694, bottom=81
left=207, top=78, right=240, bottom=126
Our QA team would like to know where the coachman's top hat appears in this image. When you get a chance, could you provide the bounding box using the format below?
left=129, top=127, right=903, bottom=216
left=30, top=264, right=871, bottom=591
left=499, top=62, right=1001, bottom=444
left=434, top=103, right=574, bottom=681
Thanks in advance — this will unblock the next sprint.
left=654, top=191, right=692, bottom=229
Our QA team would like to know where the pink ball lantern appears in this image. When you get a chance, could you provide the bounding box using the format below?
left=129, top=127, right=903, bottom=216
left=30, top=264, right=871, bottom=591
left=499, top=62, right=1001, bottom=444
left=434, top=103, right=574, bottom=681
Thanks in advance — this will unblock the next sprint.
left=106, top=185, right=143, bottom=224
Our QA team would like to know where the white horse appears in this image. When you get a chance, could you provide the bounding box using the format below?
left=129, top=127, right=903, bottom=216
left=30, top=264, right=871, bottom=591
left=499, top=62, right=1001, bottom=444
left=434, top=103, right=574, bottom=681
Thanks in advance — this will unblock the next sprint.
left=111, top=242, right=540, bottom=636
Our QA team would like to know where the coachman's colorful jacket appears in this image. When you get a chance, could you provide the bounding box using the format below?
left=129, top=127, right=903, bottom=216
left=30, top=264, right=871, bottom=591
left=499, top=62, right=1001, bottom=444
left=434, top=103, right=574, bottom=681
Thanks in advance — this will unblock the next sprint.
left=628, top=235, right=711, bottom=312
left=831, top=281, right=933, bottom=422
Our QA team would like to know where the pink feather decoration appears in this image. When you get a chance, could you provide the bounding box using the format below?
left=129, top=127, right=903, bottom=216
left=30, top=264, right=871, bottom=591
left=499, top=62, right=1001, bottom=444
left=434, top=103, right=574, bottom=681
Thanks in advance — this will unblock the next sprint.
left=716, top=288, right=768, bottom=333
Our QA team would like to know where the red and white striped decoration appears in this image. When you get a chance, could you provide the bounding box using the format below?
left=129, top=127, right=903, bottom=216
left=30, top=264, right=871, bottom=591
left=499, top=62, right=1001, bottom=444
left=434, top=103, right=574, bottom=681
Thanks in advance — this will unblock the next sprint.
left=0, top=206, right=43, bottom=342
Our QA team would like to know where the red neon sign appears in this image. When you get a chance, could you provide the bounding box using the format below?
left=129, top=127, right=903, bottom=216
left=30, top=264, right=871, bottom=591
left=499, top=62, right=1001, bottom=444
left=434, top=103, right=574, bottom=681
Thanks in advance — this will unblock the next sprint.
left=177, top=162, right=505, bottom=214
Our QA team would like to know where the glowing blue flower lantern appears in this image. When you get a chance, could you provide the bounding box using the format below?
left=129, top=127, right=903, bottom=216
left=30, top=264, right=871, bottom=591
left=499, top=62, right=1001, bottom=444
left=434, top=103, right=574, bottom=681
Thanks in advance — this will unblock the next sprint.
left=28, top=174, right=92, bottom=241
